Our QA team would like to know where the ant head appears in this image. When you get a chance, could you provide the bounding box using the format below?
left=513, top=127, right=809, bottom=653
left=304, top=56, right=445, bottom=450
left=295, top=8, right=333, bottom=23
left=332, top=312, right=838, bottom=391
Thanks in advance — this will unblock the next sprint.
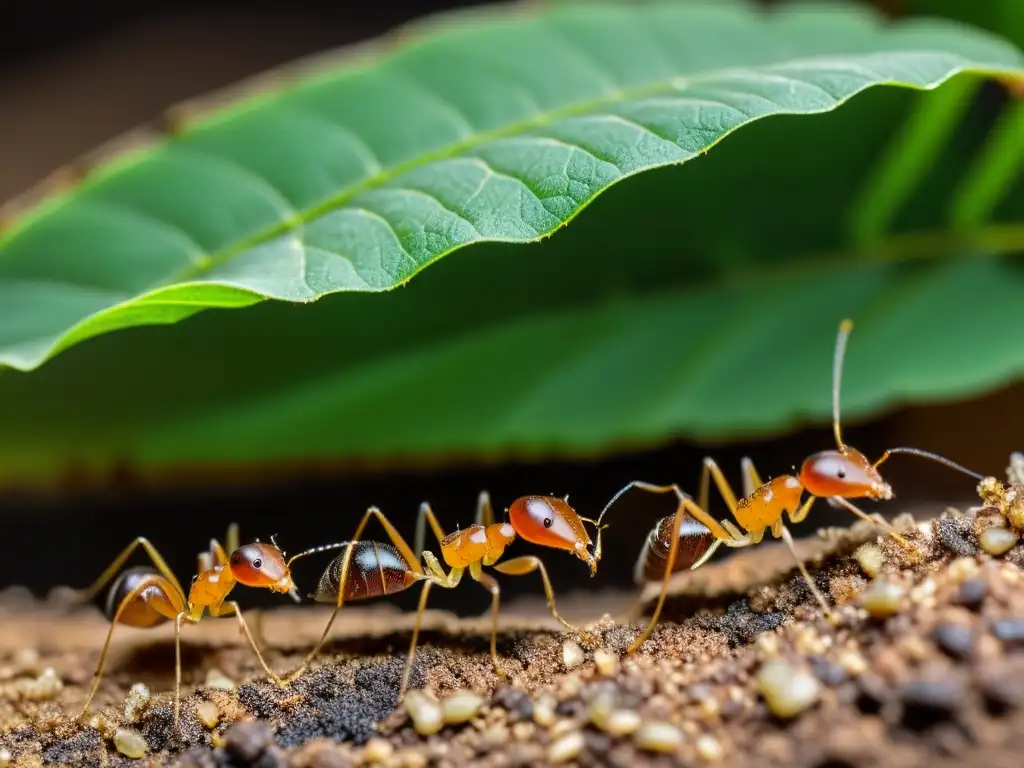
left=508, top=495, right=596, bottom=575
left=229, top=542, right=297, bottom=597
left=799, top=447, right=893, bottom=501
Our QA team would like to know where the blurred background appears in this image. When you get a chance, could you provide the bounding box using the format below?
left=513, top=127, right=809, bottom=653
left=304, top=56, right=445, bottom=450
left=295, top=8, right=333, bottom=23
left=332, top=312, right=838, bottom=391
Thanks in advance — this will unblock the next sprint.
left=1, top=0, right=1022, bottom=618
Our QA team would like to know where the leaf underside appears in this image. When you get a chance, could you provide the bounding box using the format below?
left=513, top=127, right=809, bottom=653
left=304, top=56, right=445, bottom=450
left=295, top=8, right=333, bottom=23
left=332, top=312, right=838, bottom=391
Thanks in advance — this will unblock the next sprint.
left=1, top=0, right=1024, bottom=484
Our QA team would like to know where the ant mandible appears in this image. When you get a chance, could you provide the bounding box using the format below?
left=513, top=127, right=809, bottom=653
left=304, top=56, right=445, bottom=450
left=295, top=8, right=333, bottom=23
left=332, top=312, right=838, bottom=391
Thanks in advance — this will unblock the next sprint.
left=598, top=317, right=985, bottom=652
left=279, top=491, right=605, bottom=697
left=75, top=524, right=300, bottom=730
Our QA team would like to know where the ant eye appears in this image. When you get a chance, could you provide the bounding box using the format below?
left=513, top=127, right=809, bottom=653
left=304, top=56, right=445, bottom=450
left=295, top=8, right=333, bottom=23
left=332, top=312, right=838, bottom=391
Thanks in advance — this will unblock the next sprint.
left=543, top=518, right=553, bottom=528
left=252, top=558, right=263, bottom=569
left=837, top=469, right=846, bottom=479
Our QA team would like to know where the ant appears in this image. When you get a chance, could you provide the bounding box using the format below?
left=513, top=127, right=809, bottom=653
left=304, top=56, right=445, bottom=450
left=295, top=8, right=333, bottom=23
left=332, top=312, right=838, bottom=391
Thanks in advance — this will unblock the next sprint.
left=598, top=318, right=985, bottom=653
left=279, top=491, right=605, bottom=697
left=74, top=524, right=300, bottom=729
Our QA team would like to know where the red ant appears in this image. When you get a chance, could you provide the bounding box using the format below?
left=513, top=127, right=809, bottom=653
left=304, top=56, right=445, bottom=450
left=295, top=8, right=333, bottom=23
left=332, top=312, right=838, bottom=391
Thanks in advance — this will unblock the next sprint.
left=75, top=524, right=300, bottom=729
left=279, top=491, right=605, bottom=697
left=598, top=318, right=985, bottom=652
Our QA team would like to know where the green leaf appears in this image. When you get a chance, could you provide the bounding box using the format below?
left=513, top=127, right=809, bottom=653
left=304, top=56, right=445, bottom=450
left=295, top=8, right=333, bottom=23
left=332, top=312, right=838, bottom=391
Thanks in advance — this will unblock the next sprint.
left=1, top=0, right=1022, bottom=372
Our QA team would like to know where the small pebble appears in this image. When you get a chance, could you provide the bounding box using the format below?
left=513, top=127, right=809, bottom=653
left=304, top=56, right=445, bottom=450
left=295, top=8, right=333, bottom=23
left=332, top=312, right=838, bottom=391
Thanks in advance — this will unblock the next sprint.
left=205, top=669, right=237, bottom=691
left=696, top=734, right=724, bottom=761
left=404, top=690, right=444, bottom=736
left=196, top=700, right=220, bottom=729
left=224, top=720, right=274, bottom=762
left=633, top=722, right=684, bottom=753
left=481, top=725, right=510, bottom=747
left=493, top=685, right=534, bottom=721
left=993, top=618, right=1024, bottom=645
left=593, top=649, right=619, bottom=677
left=113, top=728, right=148, bottom=759
left=123, top=683, right=151, bottom=723
left=837, top=649, right=868, bottom=677
left=932, top=624, right=974, bottom=660
left=900, top=678, right=964, bottom=726
left=602, top=709, right=642, bottom=737
left=586, top=688, right=615, bottom=728
left=395, top=749, right=428, bottom=768
left=756, top=658, right=821, bottom=719
left=441, top=690, right=484, bottom=725
left=362, top=738, right=394, bottom=764
left=547, top=731, right=585, bottom=763
left=853, top=543, right=885, bottom=577
left=562, top=640, right=584, bottom=670
left=808, top=656, right=848, bottom=687
left=953, top=579, right=987, bottom=609
left=859, top=578, right=905, bottom=619
left=533, top=695, right=556, bottom=727
left=979, top=527, right=1018, bottom=556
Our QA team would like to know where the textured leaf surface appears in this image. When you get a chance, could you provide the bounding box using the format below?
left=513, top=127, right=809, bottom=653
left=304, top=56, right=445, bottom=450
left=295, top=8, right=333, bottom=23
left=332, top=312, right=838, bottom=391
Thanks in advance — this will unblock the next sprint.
left=1, top=1, right=1023, bottom=372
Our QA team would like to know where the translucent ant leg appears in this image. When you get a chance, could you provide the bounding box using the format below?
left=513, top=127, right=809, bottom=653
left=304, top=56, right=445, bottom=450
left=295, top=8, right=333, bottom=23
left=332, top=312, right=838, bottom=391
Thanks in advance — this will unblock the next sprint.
left=173, top=611, right=188, bottom=730
left=830, top=496, right=911, bottom=549
left=628, top=494, right=740, bottom=654
left=78, top=538, right=185, bottom=603
left=468, top=562, right=507, bottom=680
left=78, top=575, right=183, bottom=722
left=599, top=481, right=736, bottom=542
left=414, top=501, right=449, bottom=562
left=211, top=601, right=286, bottom=686
left=226, top=523, right=240, bottom=555
left=476, top=491, right=496, bottom=527
left=779, top=525, right=833, bottom=618
left=698, top=457, right=740, bottom=515
left=284, top=507, right=424, bottom=685
left=400, top=579, right=436, bottom=699
left=491, top=556, right=577, bottom=632
left=741, top=457, right=764, bottom=497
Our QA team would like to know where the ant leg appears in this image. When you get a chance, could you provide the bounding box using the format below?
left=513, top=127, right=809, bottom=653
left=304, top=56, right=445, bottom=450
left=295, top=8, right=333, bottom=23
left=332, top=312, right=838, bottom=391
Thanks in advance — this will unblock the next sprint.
left=598, top=481, right=736, bottom=542
left=77, top=576, right=175, bottom=722
left=491, top=556, right=577, bottom=633
left=740, top=457, right=764, bottom=498
left=285, top=507, right=424, bottom=684
left=78, top=538, right=185, bottom=603
left=788, top=496, right=816, bottom=524
left=468, top=563, right=507, bottom=680
left=476, top=491, right=496, bottom=527
left=414, top=502, right=449, bottom=562
left=400, top=579, right=436, bottom=699
left=216, top=601, right=286, bottom=685
left=698, top=457, right=740, bottom=515
left=779, top=525, right=833, bottom=618
left=173, top=611, right=188, bottom=730
left=226, top=523, right=240, bottom=554
left=830, top=497, right=911, bottom=549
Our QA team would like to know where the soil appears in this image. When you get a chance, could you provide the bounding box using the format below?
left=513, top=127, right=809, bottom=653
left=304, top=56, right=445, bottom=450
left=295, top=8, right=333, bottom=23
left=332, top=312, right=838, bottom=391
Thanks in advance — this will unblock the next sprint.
left=2, top=476, right=1024, bottom=767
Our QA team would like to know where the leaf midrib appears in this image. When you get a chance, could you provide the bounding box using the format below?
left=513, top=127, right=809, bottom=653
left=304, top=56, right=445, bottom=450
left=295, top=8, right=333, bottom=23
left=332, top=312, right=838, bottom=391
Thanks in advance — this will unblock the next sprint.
left=173, top=50, right=1000, bottom=285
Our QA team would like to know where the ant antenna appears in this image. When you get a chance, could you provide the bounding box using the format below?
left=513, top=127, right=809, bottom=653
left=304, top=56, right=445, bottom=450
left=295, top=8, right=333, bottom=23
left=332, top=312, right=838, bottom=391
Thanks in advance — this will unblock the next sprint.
left=833, top=318, right=854, bottom=450
left=877, top=447, right=986, bottom=481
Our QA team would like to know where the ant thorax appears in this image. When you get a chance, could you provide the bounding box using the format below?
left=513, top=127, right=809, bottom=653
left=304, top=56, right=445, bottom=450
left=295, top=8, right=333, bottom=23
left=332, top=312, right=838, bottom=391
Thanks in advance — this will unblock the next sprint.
left=441, top=523, right=516, bottom=568
left=187, top=563, right=235, bottom=611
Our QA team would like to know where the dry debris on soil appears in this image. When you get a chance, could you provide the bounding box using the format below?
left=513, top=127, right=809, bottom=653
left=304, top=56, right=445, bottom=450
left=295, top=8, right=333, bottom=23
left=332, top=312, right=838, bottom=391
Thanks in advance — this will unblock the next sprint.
left=2, top=463, right=1024, bottom=767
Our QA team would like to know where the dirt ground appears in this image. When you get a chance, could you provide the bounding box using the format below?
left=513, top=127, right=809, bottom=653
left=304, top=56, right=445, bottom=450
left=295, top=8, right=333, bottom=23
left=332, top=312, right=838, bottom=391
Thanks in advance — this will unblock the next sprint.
left=2, top=482, right=1024, bottom=767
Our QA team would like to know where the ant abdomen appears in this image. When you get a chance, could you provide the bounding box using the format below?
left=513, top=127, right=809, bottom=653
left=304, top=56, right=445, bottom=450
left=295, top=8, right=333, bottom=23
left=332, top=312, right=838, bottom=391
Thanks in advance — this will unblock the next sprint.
left=104, top=566, right=174, bottom=628
left=310, top=541, right=417, bottom=603
left=633, top=514, right=715, bottom=585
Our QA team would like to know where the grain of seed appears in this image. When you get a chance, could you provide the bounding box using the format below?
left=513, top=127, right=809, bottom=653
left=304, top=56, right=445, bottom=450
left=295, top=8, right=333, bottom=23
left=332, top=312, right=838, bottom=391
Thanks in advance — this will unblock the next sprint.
left=123, top=683, right=150, bottom=723
left=859, top=578, right=905, bottom=619
left=395, top=749, right=428, bottom=768
left=594, top=649, right=619, bottom=677
left=837, top=649, right=868, bottom=677
left=980, top=527, right=1018, bottom=556
left=602, top=709, right=642, bottom=737
left=634, top=722, right=684, bottom=753
left=404, top=691, right=444, bottom=736
left=756, top=659, right=821, bottom=718
left=587, top=688, right=615, bottom=728
left=562, top=640, right=584, bottom=670
left=533, top=695, right=556, bottom=727
left=362, top=738, right=393, bottom=764
left=114, top=728, right=148, bottom=759
left=853, top=543, right=884, bottom=578
left=196, top=700, right=220, bottom=729
left=205, top=669, right=236, bottom=691
left=442, top=690, right=484, bottom=725
left=696, top=734, right=724, bottom=761
left=547, top=731, right=585, bottom=763
left=0, top=748, right=10, bottom=768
